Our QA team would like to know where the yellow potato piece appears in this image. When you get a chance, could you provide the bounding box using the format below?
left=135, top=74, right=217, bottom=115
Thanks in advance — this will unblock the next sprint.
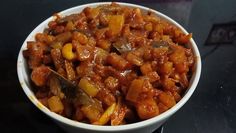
left=79, top=78, right=99, bottom=97
left=47, top=96, right=64, bottom=113
left=108, top=15, right=124, bottom=36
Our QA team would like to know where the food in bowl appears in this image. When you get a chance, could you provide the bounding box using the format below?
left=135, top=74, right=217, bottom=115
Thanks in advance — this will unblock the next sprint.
left=23, top=2, right=194, bottom=126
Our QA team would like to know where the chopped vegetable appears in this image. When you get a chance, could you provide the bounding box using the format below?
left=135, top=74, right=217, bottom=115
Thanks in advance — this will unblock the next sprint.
left=55, top=31, right=72, bottom=43
left=107, top=53, right=129, bottom=70
left=126, top=52, right=143, bottom=66
left=48, top=96, right=64, bottom=114
left=140, top=63, right=153, bottom=75
left=65, top=21, right=75, bottom=31
left=97, top=39, right=111, bottom=51
left=93, top=103, right=116, bottom=125
left=160, top=61, right=173, bottom=74
left=126, top=79, right=145, bottom=102
left=108, top=15, right=124, bottom=36
left=159, top=92, right=176, bottom=108
left=75, top=43, right=92, bottom=61
left=94, top=48, right=108, bottom=64
left=62, top=43, right=76, bottom=60
left=111, top=98, right=127, bottom=125
left=78, top=78, right=99, bottom=97
left=81, top=105, right=102, bottom=123
left=136, top=98, right=159, bottom=120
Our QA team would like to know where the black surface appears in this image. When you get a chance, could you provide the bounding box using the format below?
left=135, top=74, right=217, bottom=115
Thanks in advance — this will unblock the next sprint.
left=0, top=0, right=236, bottom=133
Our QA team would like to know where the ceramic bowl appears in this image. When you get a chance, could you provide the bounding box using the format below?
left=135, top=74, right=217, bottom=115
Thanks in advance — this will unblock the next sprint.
left=17, top=2, right=201, bottom=133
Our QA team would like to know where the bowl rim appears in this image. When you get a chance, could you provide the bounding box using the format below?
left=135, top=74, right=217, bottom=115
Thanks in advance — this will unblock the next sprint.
left=17, top=2, right=201, bottom=132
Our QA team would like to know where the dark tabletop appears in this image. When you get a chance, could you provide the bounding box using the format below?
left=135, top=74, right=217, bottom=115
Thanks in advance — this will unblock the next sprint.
left=0, top=0, right=236, bottom=133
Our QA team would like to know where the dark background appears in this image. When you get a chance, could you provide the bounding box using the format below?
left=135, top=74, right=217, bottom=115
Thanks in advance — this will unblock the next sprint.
left=0, top=0, right=236, bottom=133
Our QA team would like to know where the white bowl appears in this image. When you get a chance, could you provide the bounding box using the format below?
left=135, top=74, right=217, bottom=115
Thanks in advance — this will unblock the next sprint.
left=17, top=2, right=201, bottom=133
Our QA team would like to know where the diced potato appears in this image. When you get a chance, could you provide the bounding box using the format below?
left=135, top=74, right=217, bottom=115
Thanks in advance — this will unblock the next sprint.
left=93, top=103, right=116, bottom=125
left=78, top=78, right=99, bottom=97
left=108, top=15, right=124, bottom=36
left=136, top=98, right=159, bottom=120
left=65, top=21, right=75, bottom=31
left=169, top=46, right=186, bottom=64
left=48, top=96, right=64, bottom=114
left=146, top=71, right=160, bottom=83
left=162, top=77, right=175, bottom=90
left=144, top=22, right=153, bottom=31
left=159, top=92, right=176, bottom=108
left=175, top=62, right=189, bottom=73
left=126, top=79, right=144, bottom=102
left=152, top=47, right=168, bottom=59
left=62, top=43, right=76, bottom=60
left=133, top=8, right=144, bottom=24
left=140, top=63, right=153, bottom=75
left=160, top=61, right=173, bottom=74
left=84, top=7, right=100, bottom=19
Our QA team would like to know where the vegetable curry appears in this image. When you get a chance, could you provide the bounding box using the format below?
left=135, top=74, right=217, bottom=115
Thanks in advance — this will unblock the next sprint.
left=23, top=3, right=194, bottom=125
